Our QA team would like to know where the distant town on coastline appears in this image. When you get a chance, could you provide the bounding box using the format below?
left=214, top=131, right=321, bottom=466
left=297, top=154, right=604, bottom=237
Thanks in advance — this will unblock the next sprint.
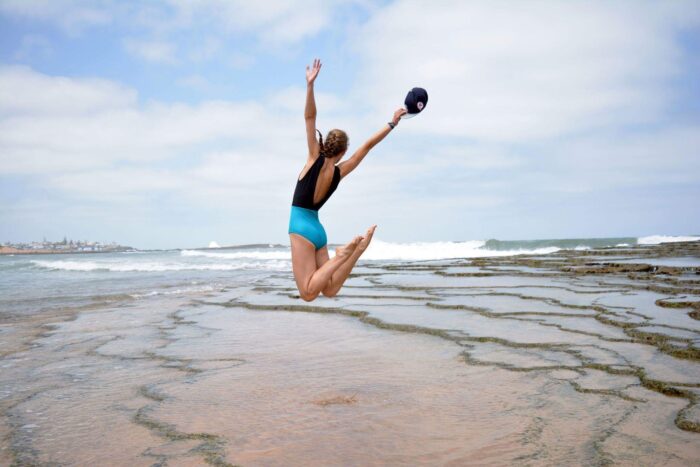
left=0, top=237, right=134, bottom=255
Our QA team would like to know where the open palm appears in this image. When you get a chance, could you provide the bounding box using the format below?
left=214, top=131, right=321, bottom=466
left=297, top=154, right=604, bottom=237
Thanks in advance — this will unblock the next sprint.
left=306, top=58, right=322, bottom=84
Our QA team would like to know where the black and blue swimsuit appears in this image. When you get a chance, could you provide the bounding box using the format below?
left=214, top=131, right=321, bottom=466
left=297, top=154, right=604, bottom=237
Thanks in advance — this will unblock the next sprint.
left=288, top=155, right=341, bottom=250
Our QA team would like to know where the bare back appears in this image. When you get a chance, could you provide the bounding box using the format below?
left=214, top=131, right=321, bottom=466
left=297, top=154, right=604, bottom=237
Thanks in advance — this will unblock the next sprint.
left=292, top=156, right=341, bottom=211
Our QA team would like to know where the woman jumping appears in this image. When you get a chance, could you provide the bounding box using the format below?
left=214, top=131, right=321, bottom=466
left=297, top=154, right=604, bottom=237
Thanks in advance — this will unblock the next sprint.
left=288, top=58, right=406, bottom=301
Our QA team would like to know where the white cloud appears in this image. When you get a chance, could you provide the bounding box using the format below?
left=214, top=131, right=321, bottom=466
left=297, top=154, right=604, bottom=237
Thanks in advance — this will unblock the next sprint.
left=0, top=66, right=318, bottom=218
left=1, top=0, right=365, bottom=61
left=123, top=38, right=178, bottom=64
left=351, top=0, right=700, bottom=142
left=228, top=51, right=256, bottom=70
left=533, top=125, right=700, bottom=192
left=0, top=0, right=114, bottom=34
left=0, top=65, right=136, bottom=116
left=2, top=1, right=699, bottom=247
left=0, top=66, right=284, bottom=174
left=187, top=36, right=221, bottom=63
left=47, top=168, right=185, bottom=202
left=176, top=74, right=210, bottom=90
left=13, top=34, right=52, bottom=60
left=265, top=85, right=350, bottom=115
left=165, top=0, right=338, bottom=46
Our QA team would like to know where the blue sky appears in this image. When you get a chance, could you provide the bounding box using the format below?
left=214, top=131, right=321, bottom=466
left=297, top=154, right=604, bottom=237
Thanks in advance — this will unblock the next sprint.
left=1, top=0, right=699, bottom=249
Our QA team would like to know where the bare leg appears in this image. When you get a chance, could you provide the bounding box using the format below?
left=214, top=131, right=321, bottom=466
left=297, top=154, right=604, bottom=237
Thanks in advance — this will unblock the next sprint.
left=290, top=234, right=362, bottom=302
left=322, top=225, right=376, bottom=297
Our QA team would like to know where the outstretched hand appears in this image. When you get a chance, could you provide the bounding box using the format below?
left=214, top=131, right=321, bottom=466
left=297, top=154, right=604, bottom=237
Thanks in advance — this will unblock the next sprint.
left=306, top=58, right=322, bottom=84
left=392, top=107, right=408, bottom=125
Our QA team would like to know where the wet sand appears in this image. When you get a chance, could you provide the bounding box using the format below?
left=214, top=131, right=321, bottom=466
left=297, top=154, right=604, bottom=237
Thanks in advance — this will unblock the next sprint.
left=2, top=241, right=700, bottom=465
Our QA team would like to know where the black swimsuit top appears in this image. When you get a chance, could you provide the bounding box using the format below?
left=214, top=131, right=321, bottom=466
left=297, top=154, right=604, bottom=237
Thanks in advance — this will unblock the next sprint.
left=292, top=156, right=341, bottom=211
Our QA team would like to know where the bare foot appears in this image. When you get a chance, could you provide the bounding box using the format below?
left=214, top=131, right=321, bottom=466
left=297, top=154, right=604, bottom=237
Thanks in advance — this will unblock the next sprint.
left=335, top=235, right=362, bottom=259
left=357, top=225, right=377, bottom=252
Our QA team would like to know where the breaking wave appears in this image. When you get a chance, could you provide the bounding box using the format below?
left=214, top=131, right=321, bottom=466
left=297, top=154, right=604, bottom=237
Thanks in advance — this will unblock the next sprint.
left=181, top=249, right=289, bottom=260
left=359, top=239, right=560, bottom=261
left=637, top=235, right=700, bottom=245
left=22, top=235, right=700, bottom=272
left=31, top=259, right=290, bottom=272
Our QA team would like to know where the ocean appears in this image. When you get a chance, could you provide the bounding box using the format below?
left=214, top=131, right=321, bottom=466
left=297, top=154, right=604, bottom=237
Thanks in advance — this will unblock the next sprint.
left=3, top=234, right=698, bottom=313
left=1, top=234, right=699, bottom=465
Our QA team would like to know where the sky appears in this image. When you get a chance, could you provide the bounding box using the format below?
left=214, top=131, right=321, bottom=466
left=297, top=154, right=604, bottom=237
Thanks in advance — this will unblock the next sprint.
left=0, top=0, right=699, bottom=250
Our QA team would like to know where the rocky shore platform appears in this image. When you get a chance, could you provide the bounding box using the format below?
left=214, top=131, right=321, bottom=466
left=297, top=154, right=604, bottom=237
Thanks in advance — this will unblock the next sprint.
left=2, top=241, right=699, bottom=465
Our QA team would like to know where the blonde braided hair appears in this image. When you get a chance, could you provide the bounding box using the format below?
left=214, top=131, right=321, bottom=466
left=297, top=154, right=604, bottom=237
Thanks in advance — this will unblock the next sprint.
left=316, top=129, right=348, bottom=158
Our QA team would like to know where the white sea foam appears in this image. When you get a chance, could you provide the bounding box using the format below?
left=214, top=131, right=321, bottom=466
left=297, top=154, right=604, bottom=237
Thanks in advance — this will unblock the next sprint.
left=181, top=249, right=290, bottom=260
left=31, top=259, right=290, bottom=272
left=36, top=235, right=684, bottom=272
left=355, top=239, right=560, bottom=261
left=637, top=235, right=700, bottom=245
left=129, top=285, right=216, bottom=299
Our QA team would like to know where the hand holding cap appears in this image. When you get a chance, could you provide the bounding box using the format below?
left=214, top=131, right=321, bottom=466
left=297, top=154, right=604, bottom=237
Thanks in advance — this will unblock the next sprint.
left=401, top=87, right=428, bottom=119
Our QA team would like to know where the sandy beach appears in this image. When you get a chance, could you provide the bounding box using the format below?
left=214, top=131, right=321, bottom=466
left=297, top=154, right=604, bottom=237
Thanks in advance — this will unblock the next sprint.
left=1, top=240, right=700, bottom=465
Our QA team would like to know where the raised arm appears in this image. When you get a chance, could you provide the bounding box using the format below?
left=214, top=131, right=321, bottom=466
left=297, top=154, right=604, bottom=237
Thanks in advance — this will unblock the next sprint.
left=338, top=107, right=407, bottom=179
left=304, top=58, right=322, bottom=159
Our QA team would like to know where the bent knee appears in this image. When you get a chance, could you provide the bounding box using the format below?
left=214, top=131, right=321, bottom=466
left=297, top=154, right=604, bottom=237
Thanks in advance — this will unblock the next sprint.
left=321, top=287, right=337, bottom=298
left=299, top=290, right=318, bottom=302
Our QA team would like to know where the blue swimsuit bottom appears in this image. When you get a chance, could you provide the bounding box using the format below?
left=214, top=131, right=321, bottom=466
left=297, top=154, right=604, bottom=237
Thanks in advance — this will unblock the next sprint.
left=288, top=205, right=327, bottom=250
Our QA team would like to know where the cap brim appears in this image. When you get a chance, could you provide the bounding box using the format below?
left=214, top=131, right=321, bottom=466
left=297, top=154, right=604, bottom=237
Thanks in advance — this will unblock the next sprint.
left=400, top=104, right=420, bottom=119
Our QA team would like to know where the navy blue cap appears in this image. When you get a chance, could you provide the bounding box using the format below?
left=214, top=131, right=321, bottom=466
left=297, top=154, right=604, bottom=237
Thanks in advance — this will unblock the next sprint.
left=404, top=87, right=428, bottom=116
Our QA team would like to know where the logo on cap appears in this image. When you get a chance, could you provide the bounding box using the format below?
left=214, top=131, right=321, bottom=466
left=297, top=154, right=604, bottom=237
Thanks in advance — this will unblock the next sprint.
left=417, top=102, right=424, bottom=111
